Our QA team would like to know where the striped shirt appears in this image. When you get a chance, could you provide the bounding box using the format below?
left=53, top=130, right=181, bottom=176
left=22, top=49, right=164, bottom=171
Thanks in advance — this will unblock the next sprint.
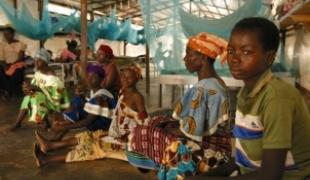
left=233, top=69, right=310, bottom=179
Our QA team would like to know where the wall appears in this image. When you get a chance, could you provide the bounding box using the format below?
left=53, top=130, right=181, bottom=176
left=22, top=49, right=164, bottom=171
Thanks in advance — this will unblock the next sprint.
left=44, top=36, right=76, bottom=59
left=0, top=0, right=40, bottom=56
left=94, top=39, right=146, bottom=57
left=285, top=27, right=310, bottom=91
left=297, top=30, right=310, bottom=91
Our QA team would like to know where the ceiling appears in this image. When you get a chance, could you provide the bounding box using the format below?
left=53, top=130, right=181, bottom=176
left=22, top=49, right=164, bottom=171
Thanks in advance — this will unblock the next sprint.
left=49, top=0, right=248, bottom=27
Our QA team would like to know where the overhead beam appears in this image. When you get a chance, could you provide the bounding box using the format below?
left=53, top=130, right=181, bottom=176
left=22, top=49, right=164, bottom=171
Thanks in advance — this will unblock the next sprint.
left=49, top=1, right=102, bottom=16
left=291, top=14, right=310, bottom=23
left=192, top=1, right=209, bottom=17
left=92, top=0, right=124, bottom=10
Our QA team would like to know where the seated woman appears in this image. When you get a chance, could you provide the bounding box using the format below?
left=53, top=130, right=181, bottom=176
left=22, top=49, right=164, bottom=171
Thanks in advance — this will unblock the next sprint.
left=59, top=40, right=80, bottom=80
left=53, top=82, right=88, bottom=126
left=126, top=32, right=232, bottom=179
left=60, top=40, right=79, bottom=62
left=49, top=82, right=88, bottom=140
left=10, top=48, right=70, bottom=131
left=33, top=66, right=149, bottom=167
left=50, top=64, right=117, bottom=138
left=96, top=44, right=122, bottom=98
left=75, top=45, right=121, bottom=99
left=0, top=26, right=27, bottom=97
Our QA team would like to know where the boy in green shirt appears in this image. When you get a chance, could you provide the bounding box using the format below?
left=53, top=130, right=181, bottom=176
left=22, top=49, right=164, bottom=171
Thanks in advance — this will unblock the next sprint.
left=191, top=17, right=310, bottom=180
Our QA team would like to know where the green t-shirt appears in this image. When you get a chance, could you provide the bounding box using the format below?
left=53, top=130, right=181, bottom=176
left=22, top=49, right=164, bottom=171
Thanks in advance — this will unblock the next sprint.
left=233, top=69, right=310, bottom=180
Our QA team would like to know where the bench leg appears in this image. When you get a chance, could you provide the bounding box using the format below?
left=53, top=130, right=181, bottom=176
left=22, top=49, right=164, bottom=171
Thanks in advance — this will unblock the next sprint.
left=159, top=84, right=162, bottom=107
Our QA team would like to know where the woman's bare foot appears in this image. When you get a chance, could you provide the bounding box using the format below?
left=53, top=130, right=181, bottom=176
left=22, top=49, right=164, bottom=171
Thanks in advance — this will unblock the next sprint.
left=35, top=130, right=50, bottom=153
left=33, top=143, right=47, bottom=167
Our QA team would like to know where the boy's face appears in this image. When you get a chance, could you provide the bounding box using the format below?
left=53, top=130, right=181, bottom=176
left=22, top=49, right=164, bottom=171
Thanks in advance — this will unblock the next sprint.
left=227, top=30, right=274, bottom=83
left=183, top=47, right=203, bottom=73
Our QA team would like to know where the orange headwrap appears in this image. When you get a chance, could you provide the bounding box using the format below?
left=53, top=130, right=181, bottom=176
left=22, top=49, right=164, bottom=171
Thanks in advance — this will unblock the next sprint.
left=187, top=32, right=228, bottom=64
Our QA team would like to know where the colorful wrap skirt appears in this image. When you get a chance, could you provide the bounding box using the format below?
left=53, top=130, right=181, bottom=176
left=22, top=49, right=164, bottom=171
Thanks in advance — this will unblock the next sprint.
left=65, top=130, right=125, bottom=162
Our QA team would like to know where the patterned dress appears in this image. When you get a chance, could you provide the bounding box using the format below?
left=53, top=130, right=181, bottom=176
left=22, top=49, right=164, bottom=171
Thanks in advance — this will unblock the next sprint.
left=65, top=94, right=149, bottom=162
left=20, top=71, right=69, bottom=123
left=127, top=77, right=232, bottom=179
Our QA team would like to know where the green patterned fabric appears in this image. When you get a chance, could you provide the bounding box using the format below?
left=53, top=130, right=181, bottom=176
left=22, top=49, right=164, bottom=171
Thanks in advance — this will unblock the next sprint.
left=20, top=71, right=69, bottom=123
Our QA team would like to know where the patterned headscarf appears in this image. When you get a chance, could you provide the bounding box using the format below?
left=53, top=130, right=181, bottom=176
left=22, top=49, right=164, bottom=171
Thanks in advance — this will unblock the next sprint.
left=122, top=64, right=143, bottom=81
left=98, top=44, right=114, bottom=59
left=187, top=32, right=228, bottom=64
left=34, top=48, right=51, bottom=63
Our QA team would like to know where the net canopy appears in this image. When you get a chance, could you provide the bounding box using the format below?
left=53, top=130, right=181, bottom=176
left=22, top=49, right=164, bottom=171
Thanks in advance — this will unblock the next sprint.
left=0, top=0, right=145, bottom=48
left=140, top=0, right=290, bottom=76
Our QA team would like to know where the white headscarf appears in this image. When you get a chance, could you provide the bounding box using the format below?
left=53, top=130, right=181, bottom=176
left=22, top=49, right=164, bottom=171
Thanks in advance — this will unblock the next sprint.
left=34, top=48, right=51, bottom=63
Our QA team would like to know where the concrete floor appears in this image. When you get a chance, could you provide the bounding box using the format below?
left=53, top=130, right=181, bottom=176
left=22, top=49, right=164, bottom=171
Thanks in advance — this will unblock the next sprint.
left=0, top=75, right=309, bottom=180
left=0, top=96, right=158, bottom=180
left=0, top=75, right=178, bottom=180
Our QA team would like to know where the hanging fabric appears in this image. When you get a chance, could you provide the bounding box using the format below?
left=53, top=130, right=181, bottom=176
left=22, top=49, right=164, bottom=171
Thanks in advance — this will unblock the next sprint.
left=0, top=0, right=145, bottom=47
left=179, top=0, right=266, bottom=39
left=0, top=0, right=69, bottom=40
left=139, top=0, right=277, bottom=75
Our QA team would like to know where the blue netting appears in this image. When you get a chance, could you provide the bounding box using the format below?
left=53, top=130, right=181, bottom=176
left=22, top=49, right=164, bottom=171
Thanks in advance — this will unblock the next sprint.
left=140, top=0, right=187, bottom=72
left=87, top=9, right=145, bottom=48
left=0, top=0, right=145, bottom=47
left=179, top=0, right=266, bottom=39
left=140, top=0, right=291, bottom=76
left=0, top=0, right=67, bottom=40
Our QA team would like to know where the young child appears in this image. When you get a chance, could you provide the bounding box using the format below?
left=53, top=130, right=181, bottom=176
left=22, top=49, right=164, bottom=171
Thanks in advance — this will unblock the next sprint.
left=193, top=17, right=310, bottom=180
left=33, top=66, right=149, bottom=167
left=50, top=64, right=116, bottom=136
left=52, top=82, right=88, bottom=128
left=54, top=64, right=101, bottom=128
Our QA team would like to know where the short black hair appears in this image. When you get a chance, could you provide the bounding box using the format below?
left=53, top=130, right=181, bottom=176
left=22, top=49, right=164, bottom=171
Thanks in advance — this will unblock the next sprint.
left=232, top=17, right=280, bottom=52
left=66, top=40, right=78, bottom=48
left=3, top=26, right=15, bottom=34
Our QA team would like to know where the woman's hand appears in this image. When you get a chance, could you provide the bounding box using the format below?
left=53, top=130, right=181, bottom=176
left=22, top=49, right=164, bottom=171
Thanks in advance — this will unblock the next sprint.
left=23, top=82, right=40, bottom=95
left=22, top=82, right=33, bottom=95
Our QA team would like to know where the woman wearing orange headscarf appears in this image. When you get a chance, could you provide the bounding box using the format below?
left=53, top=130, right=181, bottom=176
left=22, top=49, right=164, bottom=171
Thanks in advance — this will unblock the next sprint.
left=126, top=32, right=232, bottom=179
